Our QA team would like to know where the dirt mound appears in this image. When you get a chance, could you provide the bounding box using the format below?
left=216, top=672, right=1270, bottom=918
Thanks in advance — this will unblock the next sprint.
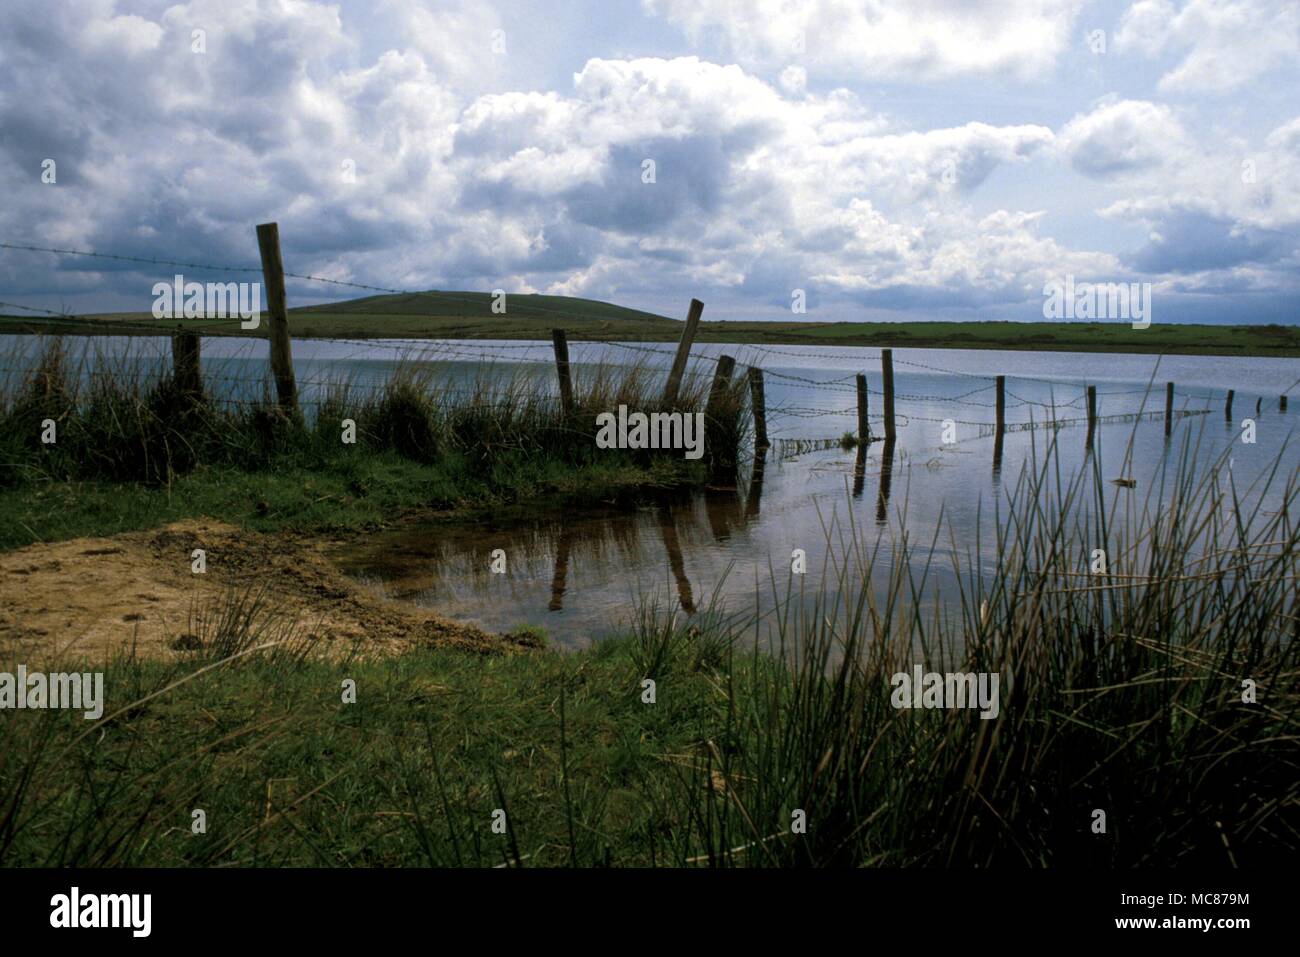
left=0, top=520, right=531, bottom=664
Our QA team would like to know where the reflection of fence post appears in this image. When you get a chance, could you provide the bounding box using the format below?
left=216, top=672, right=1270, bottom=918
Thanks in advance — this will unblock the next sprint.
left=1086, top=386, right=1097, bottom=446
left=1165, top=381, right=1174, bottom=437
left=255, top=222, right=297, bottom=411
left=876, top=438, right=896, bottom=524
left=662, top=298, right=703, bottom=405
left=748, top=367, right=769, bottom=450
left=1225, top=389, right=1234, bottom=422
left=745, top=447, right=767, bottom=519
left=881, top=349, right=896, bottom=441
left=856, top=373, right=869, bottom=445
left=551, top=328, right=573, bottom=414
left=171, top=328, right=202, bottom=399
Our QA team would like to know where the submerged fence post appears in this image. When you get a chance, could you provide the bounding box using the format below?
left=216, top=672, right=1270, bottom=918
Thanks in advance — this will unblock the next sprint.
left=1165, top=381, right=1174, bottom=437
left=551, top=328, right=573, bottom=415
left=748, top=366, right=769, bottom=450
left=255, top=221, right=297, bottom=411
left=881, top=349, right=897, bottom=441
left=1225, top=389, right=1234, bottom=422
left=662, top=298, right=704, bottom=406
left=856, top=373, right=869, bottom=445
left=171, top=328, right=202, bottom=399
left=1086, top=385, right=1097, bottom=446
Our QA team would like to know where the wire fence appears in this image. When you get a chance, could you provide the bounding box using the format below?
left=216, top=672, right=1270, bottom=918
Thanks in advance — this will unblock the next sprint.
left=1, top=237, right=1292, bottom=443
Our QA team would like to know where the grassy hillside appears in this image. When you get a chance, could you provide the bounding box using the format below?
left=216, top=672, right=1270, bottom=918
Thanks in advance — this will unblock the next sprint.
left=3, top=289, right=1298, bottom=356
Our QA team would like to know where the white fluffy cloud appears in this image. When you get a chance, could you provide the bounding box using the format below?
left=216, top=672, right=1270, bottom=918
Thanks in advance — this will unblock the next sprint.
left=645, top=0, right=1087, bottom=81
left=1115, top=0, right=1300, bottom=92
left=1057, top=99, right=1189, bottom=177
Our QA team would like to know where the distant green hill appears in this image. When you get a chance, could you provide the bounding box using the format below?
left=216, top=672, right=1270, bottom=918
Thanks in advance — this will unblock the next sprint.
left=304, top=290, right=673, bottom=323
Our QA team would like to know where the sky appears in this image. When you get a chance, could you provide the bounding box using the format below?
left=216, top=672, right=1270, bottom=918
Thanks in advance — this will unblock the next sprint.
left=0, top=0, right=1298, bottom=325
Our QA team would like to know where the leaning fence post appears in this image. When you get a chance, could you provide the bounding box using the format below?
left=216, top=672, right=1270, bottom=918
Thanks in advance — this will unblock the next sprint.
left=1225, top=389, right=1234, bottom=422
left=551, top=328, right=573, bottom=414
left=255, top=221, right=297, bottom=411
left=662, top=298, right=704, bottom=406
left=856, top=373, right=869, bottom=445
left=1165, top=381, right=1174, bottom=437
left=748, top=366, right=769, bottom=450
left=171, top=328, right=202, bottom=399
left=881, top=349, right=897, bottom=441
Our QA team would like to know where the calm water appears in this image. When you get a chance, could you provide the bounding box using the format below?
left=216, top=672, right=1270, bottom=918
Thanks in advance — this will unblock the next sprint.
left=5, top=334, right=1295, bottom=646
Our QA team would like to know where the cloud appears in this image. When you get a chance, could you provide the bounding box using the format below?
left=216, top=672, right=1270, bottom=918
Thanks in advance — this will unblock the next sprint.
left=1057, top=99, right=1188, bottom=178
left=1115, top=0, right=1300, bottom=93
left=644, top=0, right=1087, bottom=82
left=0, top=0, right=1295, bottom=325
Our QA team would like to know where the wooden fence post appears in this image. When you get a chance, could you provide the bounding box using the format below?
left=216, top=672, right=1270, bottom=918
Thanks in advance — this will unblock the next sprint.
left=171, top=328, right=202, bottom=399
left=1225, top=389, right=1234, bottom=422
left=881, top=349, right=896, bottom=441
left=1165, top=381, right=1174, bottom=437
left=1282, top=395, right=1289, bottom=413
left=1086, top=385, right=1097, bottom=446
left=856, top=373, right=869, bottom=445
left=255, top=222, right=297, bottom=411
left=706, top=354, right=736, bottom=416
left=995, top=375, right=1005, bottom=436
left=748, top=366, right=768, bottom=450
left=662, top=298, right=704, bottom=405
left=551, top=328, right=573, bottom=414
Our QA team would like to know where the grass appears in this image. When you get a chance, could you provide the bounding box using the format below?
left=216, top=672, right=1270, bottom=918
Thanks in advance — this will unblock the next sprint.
left=0, top=336, right=748, bottom=549
left=5, top=292, right=1300, bottom=356
left=2, top=429, right=1295, bottom=867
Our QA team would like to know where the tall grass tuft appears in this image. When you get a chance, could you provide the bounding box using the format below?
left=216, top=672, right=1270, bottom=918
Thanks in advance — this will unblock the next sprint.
left=0, top=336, right=746, bottom=492
left=663, top=430, right=1298, bottom=866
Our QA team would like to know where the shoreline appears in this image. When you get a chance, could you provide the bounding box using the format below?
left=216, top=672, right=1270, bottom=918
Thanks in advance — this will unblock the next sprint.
left=3, top=315, right=1298, bottom=359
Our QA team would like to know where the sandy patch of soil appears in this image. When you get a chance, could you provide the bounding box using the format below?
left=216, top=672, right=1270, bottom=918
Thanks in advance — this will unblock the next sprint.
left=0, top=519, right=534, bottom=665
